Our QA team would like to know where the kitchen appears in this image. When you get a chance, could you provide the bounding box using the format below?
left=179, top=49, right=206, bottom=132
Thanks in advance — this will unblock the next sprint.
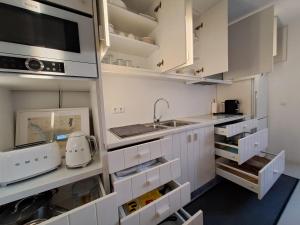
left=0, top=0, right=299, bottom=225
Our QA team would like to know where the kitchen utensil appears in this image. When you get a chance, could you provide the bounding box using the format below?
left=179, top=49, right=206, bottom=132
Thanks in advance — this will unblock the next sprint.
left=0, top=142, right=61, bottom=187
left=0, top=191, right=54, bottom=225
left=65, top=131, right=98, bottom=168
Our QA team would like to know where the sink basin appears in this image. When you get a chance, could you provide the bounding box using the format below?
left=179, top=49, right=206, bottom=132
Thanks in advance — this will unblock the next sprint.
left=159, top=120, right=195, bottom=128
left=109, top=124, right=167, bottom=138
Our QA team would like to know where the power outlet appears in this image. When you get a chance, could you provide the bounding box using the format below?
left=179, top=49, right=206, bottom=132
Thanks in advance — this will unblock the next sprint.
left=112, top=106, right=125, bottom=114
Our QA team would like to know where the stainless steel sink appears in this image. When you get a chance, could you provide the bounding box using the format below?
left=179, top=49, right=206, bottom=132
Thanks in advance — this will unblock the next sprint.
left=159, top=120, right=195, bottom=128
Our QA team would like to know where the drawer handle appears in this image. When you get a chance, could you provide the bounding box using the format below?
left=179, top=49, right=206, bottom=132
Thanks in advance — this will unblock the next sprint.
left=138, top=150, right=149, bottom=157
left=156, top=205, right=170, bottom=217
left=243, top=125, right=248, bottom=129
left=254, top=143, right=259, bottom=147
left=146, top=176, right=159, bottom=185
left=273, top=169, right=279, bottom=174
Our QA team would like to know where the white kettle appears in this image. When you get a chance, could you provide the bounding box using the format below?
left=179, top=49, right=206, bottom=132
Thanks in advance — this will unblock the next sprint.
left=65, top=131, right=98, bottom=168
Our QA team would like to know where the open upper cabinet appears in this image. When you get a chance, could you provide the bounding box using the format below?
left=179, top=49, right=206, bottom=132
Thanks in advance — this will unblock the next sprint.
left=98, top=0, right=193, bottom=73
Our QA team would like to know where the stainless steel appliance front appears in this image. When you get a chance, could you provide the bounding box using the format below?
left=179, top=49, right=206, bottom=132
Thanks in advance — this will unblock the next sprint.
left=0, top=0, right=97, bottom=78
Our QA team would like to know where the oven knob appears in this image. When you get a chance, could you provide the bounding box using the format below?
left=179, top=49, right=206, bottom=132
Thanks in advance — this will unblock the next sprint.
left=25, top=58, right=44, bottom=72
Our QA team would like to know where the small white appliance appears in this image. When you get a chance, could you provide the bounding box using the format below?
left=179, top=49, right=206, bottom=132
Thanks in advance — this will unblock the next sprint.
left=0, top=142, right=61, bottom=187
left=65, top=132, right=98, bottom=168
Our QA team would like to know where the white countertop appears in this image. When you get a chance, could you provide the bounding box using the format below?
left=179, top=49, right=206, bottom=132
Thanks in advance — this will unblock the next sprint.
left=105, top=114, right=246, bottom=149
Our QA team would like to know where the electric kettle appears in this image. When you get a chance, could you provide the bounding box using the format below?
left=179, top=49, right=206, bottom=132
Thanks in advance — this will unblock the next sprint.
left=65, top=131, right=98, bottom=168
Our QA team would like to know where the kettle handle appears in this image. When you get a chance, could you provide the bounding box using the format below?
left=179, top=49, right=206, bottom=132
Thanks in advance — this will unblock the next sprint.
left=86, top=136, right=98, bottom=159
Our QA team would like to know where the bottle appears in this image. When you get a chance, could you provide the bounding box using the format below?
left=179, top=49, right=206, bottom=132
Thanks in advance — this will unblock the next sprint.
left=211, top=99, right=218, bottom=114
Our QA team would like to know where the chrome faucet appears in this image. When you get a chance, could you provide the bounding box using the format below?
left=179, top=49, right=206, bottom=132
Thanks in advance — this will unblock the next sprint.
left=153, top=98, right=170, bottom=124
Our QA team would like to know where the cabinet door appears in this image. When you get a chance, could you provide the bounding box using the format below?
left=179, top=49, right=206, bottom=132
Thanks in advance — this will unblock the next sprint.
left=225, top=6, right=274, bottom=79
left=98, top=0, right=110, bottom=59
left=69, top=202, right=97, bottom=225
left=46, top=0, right=93, bottom=14
left=96, top=192, right=119, bottom=225
left=151, top=0, right=192, bottom=72
left=41, top=214, right=69, bottom=225
left=194, top=0, right=228, bottom=78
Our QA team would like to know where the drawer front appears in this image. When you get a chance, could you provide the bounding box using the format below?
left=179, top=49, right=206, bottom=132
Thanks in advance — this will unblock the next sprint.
left=258, top=151, right=285, bottom=199
left=108, top=138, right=172, bottom=174
left=215, top=119, right=258, bottom=137
left=40, top=192, right=118, bottom=225
left=216, top=129, right=269, bottom=164
left=239, top=129, right=268, bottom=164
left=120, top=182, right=191, bottom=225
left=113, top=158, right=181, bottom=206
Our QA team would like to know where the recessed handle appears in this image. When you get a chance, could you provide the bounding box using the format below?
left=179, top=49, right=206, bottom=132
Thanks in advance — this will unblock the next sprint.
left=146, top=176, right=159, bottom=185
left=187, top=134, right=192, bottom=143
left=156, top=205, right=170, bottom=217
left=193, top=133, right=198, bottom=141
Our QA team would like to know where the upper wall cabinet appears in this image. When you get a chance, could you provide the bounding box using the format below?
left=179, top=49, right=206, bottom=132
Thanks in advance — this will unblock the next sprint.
left=98, top=0, right=193, bottom=73
left=224, top=6, right=275, bottom=79
left=193, top=0, right=228, bottom=78
left=46, top=0, right=93, bottom=14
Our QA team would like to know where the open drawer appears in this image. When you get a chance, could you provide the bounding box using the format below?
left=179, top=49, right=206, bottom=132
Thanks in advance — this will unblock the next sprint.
left=107, top=137, right=172, bottom=174
left=215, top=129, right=268, bottom=165
left=112, top=158, right=181, bottom=206
left=40, top=178, right=118, bottom=225
left=159, top=210, right=203, bottom=225
left=216, top=150, right=285, bottom=199
left=215, top=119, right=258, bottom=137
left=119, top=181, right=191, bottom=225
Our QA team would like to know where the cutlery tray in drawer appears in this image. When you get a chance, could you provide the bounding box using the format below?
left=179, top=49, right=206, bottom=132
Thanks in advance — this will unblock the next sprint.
left=215, top=129, right=268, bottom=164
left=215, top=119, right=258, bottom=137
left=111, top=158, right=181, bottom=206
left=216, top=150, right=285, bottom=199
left=119, top=181, right=191, bottom=225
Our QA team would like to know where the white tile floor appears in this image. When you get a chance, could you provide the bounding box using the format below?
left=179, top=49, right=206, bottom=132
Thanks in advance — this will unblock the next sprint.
left=277, top=161, right=300, bottom=225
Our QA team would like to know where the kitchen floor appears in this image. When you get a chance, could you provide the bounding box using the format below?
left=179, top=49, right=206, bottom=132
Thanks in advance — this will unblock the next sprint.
left=277, top=161, right=300, bottom=225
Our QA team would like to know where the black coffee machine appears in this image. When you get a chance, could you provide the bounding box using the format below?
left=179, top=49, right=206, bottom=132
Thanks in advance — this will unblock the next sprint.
left=213, top=99, right=242, bottom=115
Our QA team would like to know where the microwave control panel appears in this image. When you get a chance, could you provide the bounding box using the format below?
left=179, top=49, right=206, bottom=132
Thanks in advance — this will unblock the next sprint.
left=0, top=55, right=65, bottom=74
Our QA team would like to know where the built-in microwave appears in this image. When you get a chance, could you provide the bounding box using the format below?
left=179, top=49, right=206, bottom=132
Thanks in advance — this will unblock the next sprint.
left=0, top=0, right=97, bottom=78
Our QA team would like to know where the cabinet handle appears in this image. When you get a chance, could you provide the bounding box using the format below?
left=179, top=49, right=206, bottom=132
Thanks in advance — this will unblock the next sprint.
left=196, top=67, right=204, bottom=74
left=156, top=205, right=170, bottom=217
left=273, top=169, right=279, bottom=174
left=157, top=59, right=164, bottom=67
left=195, top=23, right=204, bottom=31
left=154, top=2, right=162, bottom=13
left=146, top=176, right=159, bottom=185
left=254, top=143, right=259, bottom=147
left=187, top=135, right=192, bottom=143
left=193, top=133, right=198, bottom=141
left=138, top=150, right=149, bottom=157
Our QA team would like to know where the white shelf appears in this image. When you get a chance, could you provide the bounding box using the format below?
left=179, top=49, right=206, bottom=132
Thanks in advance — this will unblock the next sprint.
left=108, top=3, right=157, bottom=36
left=186, top=78, right=233, bottom=85
left=110, top=33, right=159, bottom=57
left=101, top=63, right=227, bottom=84
left=0, top=155, right=102, bottom=205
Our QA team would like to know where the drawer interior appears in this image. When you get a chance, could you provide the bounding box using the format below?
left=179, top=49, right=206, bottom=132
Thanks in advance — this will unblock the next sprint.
left=215, top=119, right=244, bottom=128
left=112, top=158, right=166, bottom=181
left=215, top=143, right=238, bottom=154
left=159, top=212, right=186, bottom=225
left=119, top=181, right=180, bottom=217
left=217, top=153, right=274, bottom=181
left=215, top=133, right=248, bottom=146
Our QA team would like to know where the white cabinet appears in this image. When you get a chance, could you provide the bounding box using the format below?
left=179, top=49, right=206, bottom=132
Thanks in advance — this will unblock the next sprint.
left=172, top=126, right=215, bottom=192
left=98, top=0, right=193, bottom=72
left=224, top=6, right=275, bottom=79
left=46, top=0, right=93, bottom=14
left=193, top=0, right=228, bottom=78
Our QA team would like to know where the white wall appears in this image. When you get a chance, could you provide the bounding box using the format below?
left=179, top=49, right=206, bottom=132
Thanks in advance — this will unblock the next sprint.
left=268, top=20, right=300, bottom=163
left=102, top=74, right=216, bottom=128
left=0, top=88, right=14, bottom=150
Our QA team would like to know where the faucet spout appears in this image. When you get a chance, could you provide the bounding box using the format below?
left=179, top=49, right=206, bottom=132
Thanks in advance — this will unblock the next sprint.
left=153, top=98, right=170, bottom=124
